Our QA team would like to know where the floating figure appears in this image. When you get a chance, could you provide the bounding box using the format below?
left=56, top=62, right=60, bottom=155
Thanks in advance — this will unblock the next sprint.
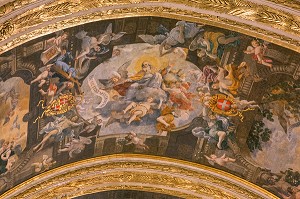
left=156, top=104, right=177, bottom=135
left=32, top=155, right=56, bottom=173
left=212, top=64, right=240, bottom=98
left=38, top=79, right=58, bottom=105
left=139, top=21, right=203, bottom=57
left=192, top=114, right=233, bottom=150
left=96, top=23, right=126, bottom=46
left=33, top=116, right=83, bottom=152
left=162, top=82, right=193, bottom=111
left=58, top=136, right=94, bottom=158
left=125, top=131, right=149, bottom=150
left=244, top=40, right=272, bottom=68
left=123, top=96, right=161, bottom=125
left=75, top=23, right=125, bottom=70
left=30, top=64, right=52, bottom=87
left=189, top=31, right=240, bottom=60
left=120, top=61, right=166, bottom=102
left=231, top=98, right=260, bottom=111
left=0, top=141, right=15, bottom=174
left=204, top=153, right=236, bottom=166
left=79, top=115, right=103, bottom=135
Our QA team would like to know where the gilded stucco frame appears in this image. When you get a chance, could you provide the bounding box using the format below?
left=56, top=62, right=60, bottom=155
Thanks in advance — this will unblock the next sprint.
left=1, top=154, right=279, bottom=199
left=0, top=0, right=298, bottom=198
left=0, top=0, right=299, bottom=55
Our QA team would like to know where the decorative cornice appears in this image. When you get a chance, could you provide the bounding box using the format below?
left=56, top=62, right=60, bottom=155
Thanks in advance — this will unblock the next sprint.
left=0, top=0, right=299, bottom=55
left=0, top=154, right=279, bottom=199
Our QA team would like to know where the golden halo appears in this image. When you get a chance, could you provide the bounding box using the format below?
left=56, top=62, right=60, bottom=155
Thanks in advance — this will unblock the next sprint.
left=128, top=55, right=163, bottom=74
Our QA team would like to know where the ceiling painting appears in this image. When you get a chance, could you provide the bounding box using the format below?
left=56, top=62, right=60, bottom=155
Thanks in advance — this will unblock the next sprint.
left=0, top=16, right=299, bottom=199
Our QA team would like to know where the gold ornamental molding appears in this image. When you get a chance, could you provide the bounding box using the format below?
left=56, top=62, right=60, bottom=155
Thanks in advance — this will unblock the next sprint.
left=265, top=0, right=300, bottom=10
left=0, top=0, right=299, bottom=55
left=0, top=154, right=278, bottom=199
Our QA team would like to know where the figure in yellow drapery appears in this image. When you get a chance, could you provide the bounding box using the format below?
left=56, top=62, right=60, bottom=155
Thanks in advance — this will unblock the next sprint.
left=224, top=64, right=239, bottom=96
left=212, top=63, right=243, bottom=97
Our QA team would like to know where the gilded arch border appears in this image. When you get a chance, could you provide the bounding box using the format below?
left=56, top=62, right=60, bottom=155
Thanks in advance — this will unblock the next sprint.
left=0, top=154, right=278, bottom=199
left=0, top=0, right=299, bottom=55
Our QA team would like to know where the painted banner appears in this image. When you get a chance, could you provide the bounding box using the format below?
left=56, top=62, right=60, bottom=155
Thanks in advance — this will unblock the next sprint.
left=88, top=75, right=109, bottom=109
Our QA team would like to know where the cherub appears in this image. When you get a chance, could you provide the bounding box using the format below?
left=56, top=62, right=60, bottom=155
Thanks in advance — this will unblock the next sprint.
left=6, top=156, right=15, bottom=171
left=31, top=155, right=56, bottom=173
left=123, top=96, right=161, bottom=125
left=162, top=82, right=192, bottom=111
left=204, top=153, right=236, bottom=166
left=231, top=98, right=260, bottom=111
left=38, top=79, right=58, bottom=105
left=58, top=136, right=94, bottom=158
left=30, top=64, right=52, bottom=87
left=244, top=40, right=272, bottom=68
left=125, top=131, right=149, bottom=150
left=45, top=31, right=69, bottom=49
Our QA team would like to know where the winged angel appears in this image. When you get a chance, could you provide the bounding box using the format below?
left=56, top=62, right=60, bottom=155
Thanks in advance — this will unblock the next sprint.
left=75, top=23, right=126, bottom=71
left=138, top=21, right=203, bottom=57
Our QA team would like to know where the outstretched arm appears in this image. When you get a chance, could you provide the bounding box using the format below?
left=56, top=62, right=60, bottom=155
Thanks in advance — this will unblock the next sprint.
left=125, top=140, right=134, bottom=145
left=204, top=155, right=212, bottom=161
left=75, top=48, right=90, bottom=60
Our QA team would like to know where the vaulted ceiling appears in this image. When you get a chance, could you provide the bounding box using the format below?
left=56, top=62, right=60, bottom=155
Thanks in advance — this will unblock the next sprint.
left=0, top=1, right=299, bottom=199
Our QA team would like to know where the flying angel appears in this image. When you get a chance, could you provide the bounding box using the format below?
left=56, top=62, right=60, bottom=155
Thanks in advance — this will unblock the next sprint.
left=139, top=21, right=203, bottom=56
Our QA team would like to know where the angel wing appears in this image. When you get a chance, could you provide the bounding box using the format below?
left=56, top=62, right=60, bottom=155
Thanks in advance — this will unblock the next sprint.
left=138, top=34, right=167, bottom=45
left=157, top=24, right=169, bottom=35
left=117, top=60, right=132, bottom=79
left=105, top=23, right=113, bottom=34
left=79, top=136, right=92, bottom=145
left=111, top=32, right=126, bottom=41
left=38, top=64, right=51, bottom=73
left=75, top=30, right=88, bottom=40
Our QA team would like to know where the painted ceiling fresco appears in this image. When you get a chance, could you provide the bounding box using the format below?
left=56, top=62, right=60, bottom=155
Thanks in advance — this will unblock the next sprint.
left=0, top=16, right=299, bottom=198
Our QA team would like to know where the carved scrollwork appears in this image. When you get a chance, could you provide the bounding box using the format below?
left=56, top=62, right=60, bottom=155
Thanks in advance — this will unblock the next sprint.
left=0, top=155, right=278, bottom=199
left=0, top=0, right=298, bottom=55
